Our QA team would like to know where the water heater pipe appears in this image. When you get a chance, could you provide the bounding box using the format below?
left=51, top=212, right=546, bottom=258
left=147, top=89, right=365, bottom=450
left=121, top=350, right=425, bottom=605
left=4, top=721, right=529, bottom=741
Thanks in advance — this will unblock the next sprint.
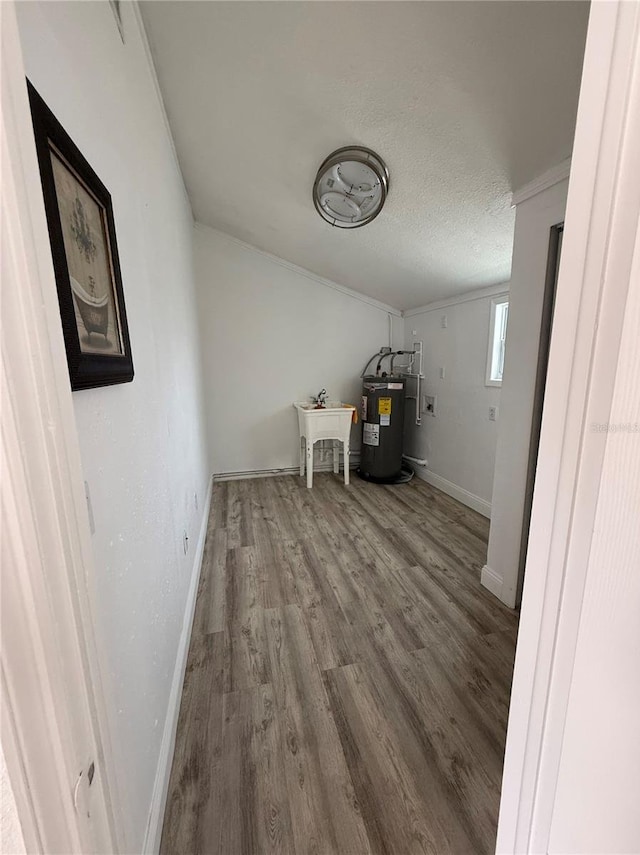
left=360, top=348, right=389, bottom=377
left=403, top=454, right=428, bottom=467
left=376, top=352, right=394, bottom=375
left=360, top=347, right=418, bottom=378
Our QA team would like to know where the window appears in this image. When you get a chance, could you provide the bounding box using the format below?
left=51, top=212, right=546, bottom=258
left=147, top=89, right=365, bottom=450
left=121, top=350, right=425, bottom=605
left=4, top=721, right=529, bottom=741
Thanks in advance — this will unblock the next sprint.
left=486, top=295, right=509, bottom=386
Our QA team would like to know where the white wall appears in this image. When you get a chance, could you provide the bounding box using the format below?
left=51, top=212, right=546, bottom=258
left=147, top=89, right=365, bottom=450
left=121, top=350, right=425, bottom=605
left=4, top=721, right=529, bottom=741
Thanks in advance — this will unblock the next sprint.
left=548, top=340, right=640, bottom=854
left=16, top=3, right=209, bottom=852
left=483, top=175, right=569, bottom=607
left=547, top=152, right=640, bottom=855
left=1, top=744, right=26, bottom=855
left=403, top=286, right=507, bottom=517
left=194, top=224, right=401, bottom=475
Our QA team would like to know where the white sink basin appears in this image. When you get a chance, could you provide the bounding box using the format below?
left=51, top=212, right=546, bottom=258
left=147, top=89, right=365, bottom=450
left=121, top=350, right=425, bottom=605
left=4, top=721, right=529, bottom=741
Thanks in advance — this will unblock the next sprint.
left=294, top=401, right=350, bottom=411
left=293, top=402, right=356, bottom=487
left=293, top=401, right=355, bottom=436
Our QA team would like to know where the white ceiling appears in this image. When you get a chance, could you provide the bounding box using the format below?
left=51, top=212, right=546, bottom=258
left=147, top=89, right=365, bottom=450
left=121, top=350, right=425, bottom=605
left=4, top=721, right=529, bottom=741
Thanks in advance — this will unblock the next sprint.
left=141, top=1, right=589, bottom=311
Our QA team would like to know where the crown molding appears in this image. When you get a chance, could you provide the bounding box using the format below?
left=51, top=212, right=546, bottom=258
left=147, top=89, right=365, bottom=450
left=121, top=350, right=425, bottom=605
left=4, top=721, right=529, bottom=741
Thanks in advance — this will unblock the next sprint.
left=511, top=158, right=572, bottom=207
left=404, top=282, right=510, bottom=317
left=193, top=222, right=403, bottom=317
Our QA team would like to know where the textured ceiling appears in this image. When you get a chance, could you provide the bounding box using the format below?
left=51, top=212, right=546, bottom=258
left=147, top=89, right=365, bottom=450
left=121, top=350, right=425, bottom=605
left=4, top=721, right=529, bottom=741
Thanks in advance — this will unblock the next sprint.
left=141, top=1, right=589, bottom=311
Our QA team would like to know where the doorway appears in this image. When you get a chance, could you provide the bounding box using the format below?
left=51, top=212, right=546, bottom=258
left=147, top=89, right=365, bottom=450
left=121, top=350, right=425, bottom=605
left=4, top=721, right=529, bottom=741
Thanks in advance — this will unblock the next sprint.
left=516, top=223, right=563, bottom=606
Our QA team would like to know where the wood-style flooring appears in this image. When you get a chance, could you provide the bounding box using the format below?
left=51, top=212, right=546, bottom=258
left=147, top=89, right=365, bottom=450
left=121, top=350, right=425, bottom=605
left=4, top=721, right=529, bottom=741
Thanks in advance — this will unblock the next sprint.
left=161, top=473, right=518, bottom=855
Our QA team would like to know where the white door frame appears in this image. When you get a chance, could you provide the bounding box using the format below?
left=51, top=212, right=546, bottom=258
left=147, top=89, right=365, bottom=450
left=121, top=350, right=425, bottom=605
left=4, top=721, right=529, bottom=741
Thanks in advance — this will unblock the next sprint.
left=1, top=3, right=121, bottom=851
left=497, top=1, right=640, bottom=851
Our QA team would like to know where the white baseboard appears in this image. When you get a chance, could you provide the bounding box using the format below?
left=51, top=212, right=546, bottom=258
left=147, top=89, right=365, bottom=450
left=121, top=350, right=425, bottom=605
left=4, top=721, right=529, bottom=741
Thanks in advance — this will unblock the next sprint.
left=215, top=453, right=361, bottom=482
left=481, top=564, right=504, bottom=599
left=142, top=476, right=213, bottom=855
left=414, top=468, right=492, bottom=518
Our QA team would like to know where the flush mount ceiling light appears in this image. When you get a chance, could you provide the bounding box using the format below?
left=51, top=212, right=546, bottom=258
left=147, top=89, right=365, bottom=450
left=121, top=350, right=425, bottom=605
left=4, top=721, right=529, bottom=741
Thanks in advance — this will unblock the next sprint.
left=313, top=146, right=389, bottom=229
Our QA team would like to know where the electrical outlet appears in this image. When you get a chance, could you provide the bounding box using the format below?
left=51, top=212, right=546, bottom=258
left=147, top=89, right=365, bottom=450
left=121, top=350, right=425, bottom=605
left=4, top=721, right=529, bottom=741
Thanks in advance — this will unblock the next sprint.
left=439, top=366, right=446, bottom=380
left=194, top=492, right=198, bottom=511
left=441, top=314, right=448, bottom=329
left=489, top=406, right=498, bottom=421
left=423, top=394, right=437, bottom=416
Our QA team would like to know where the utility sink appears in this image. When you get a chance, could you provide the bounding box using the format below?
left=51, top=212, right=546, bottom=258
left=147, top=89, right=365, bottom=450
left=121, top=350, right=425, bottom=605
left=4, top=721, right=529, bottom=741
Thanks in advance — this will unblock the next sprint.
left=293, top=402, right=356, bottom=488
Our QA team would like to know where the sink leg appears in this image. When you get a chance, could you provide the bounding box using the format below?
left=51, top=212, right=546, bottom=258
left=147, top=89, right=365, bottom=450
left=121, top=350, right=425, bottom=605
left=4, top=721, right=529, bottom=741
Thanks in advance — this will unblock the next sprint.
left=300, top=437, right=305, bottom=477
left=333, top=442, right=339, bottom=475
left=306, top=441, right=314, bottom=489
left=343, top=442, right=350, bottom=486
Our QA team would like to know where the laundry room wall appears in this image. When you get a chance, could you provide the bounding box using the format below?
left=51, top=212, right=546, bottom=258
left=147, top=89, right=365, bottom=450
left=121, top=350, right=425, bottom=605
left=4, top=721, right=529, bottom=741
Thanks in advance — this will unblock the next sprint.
left=403, top=285, right=508, bottom=517
left=16, top=3, right=209, bottom=851
left=194, top=223, right=402, bottom=476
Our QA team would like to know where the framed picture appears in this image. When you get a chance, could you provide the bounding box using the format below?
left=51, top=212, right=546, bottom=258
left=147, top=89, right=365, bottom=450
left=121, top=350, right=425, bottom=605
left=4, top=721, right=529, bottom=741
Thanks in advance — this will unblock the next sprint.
left=27, top=81, right=134, bottom=390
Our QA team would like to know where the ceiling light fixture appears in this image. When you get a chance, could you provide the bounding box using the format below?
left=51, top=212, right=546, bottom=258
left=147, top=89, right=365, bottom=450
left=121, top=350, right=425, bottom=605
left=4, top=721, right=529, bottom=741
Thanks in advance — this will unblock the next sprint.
left=312, top=146, right=389, bottom=229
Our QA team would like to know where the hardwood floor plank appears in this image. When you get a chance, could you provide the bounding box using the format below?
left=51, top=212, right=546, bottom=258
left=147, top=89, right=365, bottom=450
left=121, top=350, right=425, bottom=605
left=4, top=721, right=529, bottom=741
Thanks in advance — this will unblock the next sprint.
left=382, top=526, right=516, bottom=634
left=324, top=662, right=479, bottom=855
left=223, top=546, right=271, bottom=692
left=210, top=479, right=228, bottom=530
left=252, top=521, right=300, bottom=609
left=225, top=480, right=256, bottom=549
left=475, top=627, right=519, bottom=684
left=300, top=490, right=373, bottom=608
left=192, top=527, right=227, bottom=636
left=264, top=604, right=372, bottom=855
left=314, top=478, right=407, bottom=575
left=259, top=477, right=301, bottom=542
left=384, top=480, right=490, bottom=544
left=298, top=536, right=357, bottom=617
left=377, top=481, right=490, bottom=565
left=340, top=598, right=502, bottom=853
left=160, top=633, right=224, bottom=855
left=218, top=686, right=294, bottom=855
left=238, top=480, right=256, bottom=548
left=300, top=601, right=356, bottom=672
left=283, top=540, right=323, bottom=610
left=386, top=562, right=506, bottom=649
left=412, top=639, right=512, bottom=754
left=296, top=514, right=359, bottom=608
left=276, top=476, right=325, bottom=543
left=347, top=478, right=425, bottom=532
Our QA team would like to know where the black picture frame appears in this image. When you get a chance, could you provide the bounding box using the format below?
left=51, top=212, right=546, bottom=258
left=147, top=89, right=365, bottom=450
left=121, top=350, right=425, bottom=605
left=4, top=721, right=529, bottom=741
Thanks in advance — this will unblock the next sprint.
left=27, top=81, right=134, bottom=390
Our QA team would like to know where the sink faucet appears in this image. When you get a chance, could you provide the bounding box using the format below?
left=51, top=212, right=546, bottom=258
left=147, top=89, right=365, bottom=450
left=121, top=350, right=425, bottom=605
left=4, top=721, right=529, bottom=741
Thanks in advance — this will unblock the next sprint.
left=313, top=388, right=328, bottom=408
